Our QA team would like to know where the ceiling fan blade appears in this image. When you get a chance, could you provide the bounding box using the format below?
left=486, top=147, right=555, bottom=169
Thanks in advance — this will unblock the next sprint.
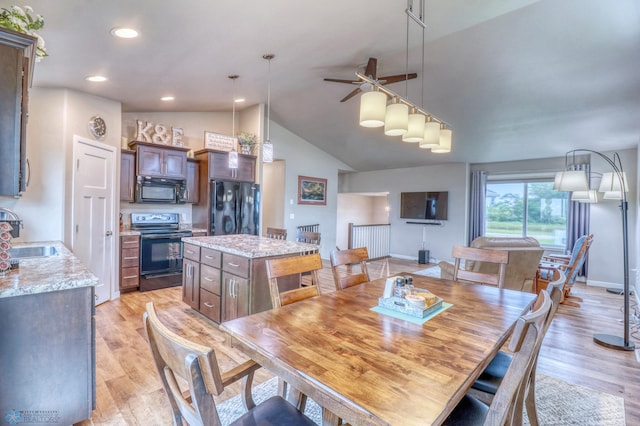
left=364, top=57, right=378, bottom=79
left=324, top=78, right=360, bottom=84
left=379, top=73, right=418, bottom=84
left=340, top=87, right=362, bottom=102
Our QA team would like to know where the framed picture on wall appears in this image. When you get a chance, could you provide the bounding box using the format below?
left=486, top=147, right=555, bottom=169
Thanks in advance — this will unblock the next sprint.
left=298, top=176, right=327, bottom=205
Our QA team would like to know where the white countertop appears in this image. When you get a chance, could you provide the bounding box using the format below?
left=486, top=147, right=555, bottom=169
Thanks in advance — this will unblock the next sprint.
left=0, top=241, right=98, bottom=298
left=182, top=234, right=319, bottom=258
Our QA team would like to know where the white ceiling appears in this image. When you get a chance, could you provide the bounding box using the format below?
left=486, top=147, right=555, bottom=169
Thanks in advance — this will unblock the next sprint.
left=11, top=0, right=640, bottom=171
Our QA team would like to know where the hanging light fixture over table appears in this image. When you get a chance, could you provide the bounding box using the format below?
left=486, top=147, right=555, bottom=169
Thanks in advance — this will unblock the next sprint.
left=262, top=54, right=275, bottom=163
left=228, top=75, right=239, bottom=169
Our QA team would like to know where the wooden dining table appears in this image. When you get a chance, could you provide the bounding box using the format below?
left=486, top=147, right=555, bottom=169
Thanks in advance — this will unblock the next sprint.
left=220, top=273, right=536, bottom=425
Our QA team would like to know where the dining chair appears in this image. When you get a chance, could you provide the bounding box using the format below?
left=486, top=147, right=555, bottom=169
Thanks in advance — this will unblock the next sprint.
left=537, top=234, right=593, bottom=307
left=266, top=227, right=287, bottom=240
left=143, top=302, right=316, bottom=426
left=443, top=290, right=552, bottom=426
left=452, top=245, right=509, bottom=288
left=330, top=247, right=371, bottom=290
left=470, top=269, right=566, bottom=426
left=265, top=252, right=325, bottom=308
left=295, top=230, right=321, bottom=245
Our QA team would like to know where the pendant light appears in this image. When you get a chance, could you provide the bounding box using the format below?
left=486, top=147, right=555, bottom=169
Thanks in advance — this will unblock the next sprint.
left=359, top=89, right=387, bottom=128
left=262, top=54, right=275, bottom=163
left=431, top=125, right=452, bottom=153
left=384, top=98, right=408, bottom=136
left=402, top=108, right=425, bottom=142
left=420, top=117, right=440, bottom=148
left=228, top=75, right=239, bottom=169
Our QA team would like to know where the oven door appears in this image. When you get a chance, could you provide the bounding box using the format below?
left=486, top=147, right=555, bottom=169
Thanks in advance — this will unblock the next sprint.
left=140, top=233, right=185, bottom=276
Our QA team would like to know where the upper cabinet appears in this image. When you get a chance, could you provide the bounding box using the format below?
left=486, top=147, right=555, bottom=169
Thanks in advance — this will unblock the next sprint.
left=120, top=149, right=135, bottom=202
left=185, top=158, right=200, bottom=203
left=0, top=28, right=36, bottom=197
left=195, top=149, right=256, bottom=183
left=129, top=141, right=189, bottom=180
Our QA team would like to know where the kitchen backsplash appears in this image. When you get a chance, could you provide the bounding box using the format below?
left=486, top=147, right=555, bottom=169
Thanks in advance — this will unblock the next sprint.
left=120, top=204, right=192, bottom=227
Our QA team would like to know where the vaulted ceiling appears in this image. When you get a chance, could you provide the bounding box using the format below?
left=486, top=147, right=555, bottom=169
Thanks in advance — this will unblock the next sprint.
left=14, top=0, right=640, bottom=171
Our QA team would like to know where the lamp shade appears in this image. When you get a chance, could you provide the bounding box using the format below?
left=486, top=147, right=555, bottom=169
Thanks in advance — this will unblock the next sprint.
left=384, top=102, right=408, bottom=136
left=553, top=171, right=564, bottom=190
left=228, top=149, right=238, bottom=169
left=359, top=91, right=387, bottom=128
left=603, top=191, right=624, bottom=200
left=431, top=128, right=452, bottom=153
left=262, top=141, right=273, bottom=163
left=571, top=190, right=599, bottom=203
left=420, top=120, right=440, bottom=148
left=598, top=172, right=628, bottom=193
left=402, top=111, right=425, bottom=142
left=556, top=170, right=588, bottom=191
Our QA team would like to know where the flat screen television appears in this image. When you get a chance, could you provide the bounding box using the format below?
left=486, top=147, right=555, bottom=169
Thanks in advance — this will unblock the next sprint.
left=400, top=191, right=448, bottom=220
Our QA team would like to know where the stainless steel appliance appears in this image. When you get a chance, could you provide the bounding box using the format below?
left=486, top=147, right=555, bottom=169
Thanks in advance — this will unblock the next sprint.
left=130, top=212, right=191, bottom=291
left=135, top=176, right=187, bottom=204
left=210, top=181, right=260, bottom=236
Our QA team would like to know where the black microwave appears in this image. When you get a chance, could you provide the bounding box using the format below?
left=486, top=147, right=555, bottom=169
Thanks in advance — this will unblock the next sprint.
left=135, top=176, right=186, bottom=204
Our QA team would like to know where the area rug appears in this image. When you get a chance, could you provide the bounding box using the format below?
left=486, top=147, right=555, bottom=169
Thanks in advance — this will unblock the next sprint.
left=414, top=265, right=442, bottom=278
left=216, top=374, right=625, bottom=425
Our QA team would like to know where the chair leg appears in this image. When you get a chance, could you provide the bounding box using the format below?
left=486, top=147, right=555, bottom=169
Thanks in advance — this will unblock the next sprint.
left=240, top=371, right=256, bottom=411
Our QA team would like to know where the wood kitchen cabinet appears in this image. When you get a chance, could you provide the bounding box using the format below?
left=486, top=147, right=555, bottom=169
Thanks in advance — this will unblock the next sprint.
left=194, top=149, right=256, bottom=183
left=182, top=243, right=201, bottom=310
left=185, top=158, right=200, bottom=203
left=130, top=141, right=189, bottom=179
left=0, top=28, right=36, bottom=197
left=119, top=234, right=140, bottom=291
left=120, top=149, right=135, bottom=202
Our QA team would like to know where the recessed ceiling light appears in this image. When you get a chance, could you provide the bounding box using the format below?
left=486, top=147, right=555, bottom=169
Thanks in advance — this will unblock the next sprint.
left=234, top=98, right=246, bottom=103
left=86, top=75, right=107, bottom=82
left=110, top=27, right=139, bottom=38
left=161, top=96, right=175, bottom=101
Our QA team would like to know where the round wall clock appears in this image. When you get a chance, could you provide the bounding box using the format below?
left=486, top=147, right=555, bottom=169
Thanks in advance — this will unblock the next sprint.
left=88, top=115, right=107, bottom=140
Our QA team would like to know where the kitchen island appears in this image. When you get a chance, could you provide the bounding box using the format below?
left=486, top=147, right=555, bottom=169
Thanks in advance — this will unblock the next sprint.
left=0, top=241, right=98, bottom=425
left=181, top=234, right=319, bottom=323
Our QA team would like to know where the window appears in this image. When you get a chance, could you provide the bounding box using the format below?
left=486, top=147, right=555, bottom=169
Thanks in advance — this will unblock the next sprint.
left=485, top=180, right=569, bottom=249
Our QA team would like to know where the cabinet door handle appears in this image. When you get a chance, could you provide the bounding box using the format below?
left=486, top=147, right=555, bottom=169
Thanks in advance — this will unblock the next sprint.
left=227, top=262, right=240, bottom=268
left=203, top=302, right=214, bottom=308
left=203, top=276, right=213, bottom=282
left=205, top=255, right=215, bottom=260
left=123, top=275, right=138, bottom=279
left=123, top=256, right=138, bottom=260
left=26, top=158, right=31, bottom=188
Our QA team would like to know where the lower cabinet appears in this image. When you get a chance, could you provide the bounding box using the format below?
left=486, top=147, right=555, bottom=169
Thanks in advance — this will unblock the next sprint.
left=182, top=258, right=200, bottom=310
left=119, top=235, right=140, bottom=291
left=222, top=271, right=249, bottom=322
left=0, top=286, right=95, bottom=424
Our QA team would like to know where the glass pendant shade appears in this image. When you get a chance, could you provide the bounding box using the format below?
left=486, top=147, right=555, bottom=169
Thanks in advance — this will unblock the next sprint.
left=556, top=170, right=588, bottom=191
left=228, top=149, right=239, bottom=169
left=571, top=190, right=599, bottom=203
left=598, top=172, right=628, bottom=193
left=359, top=91, right=387, bottom=128
left=603, top=191, right=624, bottom=200
left=384, top=101, right=408, bottom=136
left=420, top=120, right=440, bottom=148
left=402, top=111, right=425, bottom=142
left=553, top=171, right=564, bottom=190
left=262, top=140, right=273, bottom=163
left=431, top=128, right=452, bottom=153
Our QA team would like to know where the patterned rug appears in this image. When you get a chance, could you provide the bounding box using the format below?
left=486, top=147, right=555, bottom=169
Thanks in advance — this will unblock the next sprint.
left=414, top=265, right=442, bottom=278
left=217, top=374, right=625, bottom=425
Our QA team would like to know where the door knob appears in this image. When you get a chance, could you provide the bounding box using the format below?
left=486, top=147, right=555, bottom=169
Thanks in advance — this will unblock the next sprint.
left=105, top=231, right=113, bottom=236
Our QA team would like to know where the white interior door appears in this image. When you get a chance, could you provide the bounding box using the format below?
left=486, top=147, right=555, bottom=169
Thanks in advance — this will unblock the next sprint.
left=72, top=136, right=116, bottom=305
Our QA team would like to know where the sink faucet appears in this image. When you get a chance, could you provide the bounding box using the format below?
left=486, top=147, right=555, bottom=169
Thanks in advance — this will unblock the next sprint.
left=0, top=207, right=20, bottom=221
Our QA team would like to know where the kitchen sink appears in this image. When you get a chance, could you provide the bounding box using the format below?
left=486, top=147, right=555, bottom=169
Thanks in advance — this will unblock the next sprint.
left=8, top=245, right=58, bottom=259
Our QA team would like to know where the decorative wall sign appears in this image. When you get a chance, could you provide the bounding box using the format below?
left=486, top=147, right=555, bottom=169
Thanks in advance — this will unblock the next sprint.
left=205, top=131, right=236, bottom=152
left=298, top=176, right=327, bottom=205
left=172, top=127, right=184, bottom=147
left=135, top=120, right=176, bottom=145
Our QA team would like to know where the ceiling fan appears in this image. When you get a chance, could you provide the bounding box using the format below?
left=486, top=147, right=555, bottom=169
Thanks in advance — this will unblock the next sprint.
left=323, top=57, right=417, bottom=102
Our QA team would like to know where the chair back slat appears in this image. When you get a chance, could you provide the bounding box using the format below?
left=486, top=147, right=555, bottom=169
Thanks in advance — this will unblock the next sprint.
left=296, top=230, right=321, bottom=245
left=266, top=227, right=287, bottom=240
left=452, top=246, right=509, bottom=288
left=330, top=247, right=371, bottom=290
left=266, top=253, right=324, bottom=308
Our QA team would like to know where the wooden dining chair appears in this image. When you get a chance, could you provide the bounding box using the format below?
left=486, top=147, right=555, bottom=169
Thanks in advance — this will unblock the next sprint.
left=452, top=245, right=509, bottom=288
left=266, top=227, right=287, bottom=240
left=143, top=302, right=316, bottom=426
left=330, top=247, right=370, bottom=290
left=470, top=269, right=565, bottom=426
left=265, top=253, right=325, bottom=308
left=443, top=290, right=552, bottom=426
left=295, top=230, right=321, bottom=245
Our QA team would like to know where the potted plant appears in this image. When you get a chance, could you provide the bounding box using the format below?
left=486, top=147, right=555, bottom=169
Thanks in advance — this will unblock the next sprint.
left=0, top=5, right=47, bottom=61
left=237, top=131, right=257, bottom=155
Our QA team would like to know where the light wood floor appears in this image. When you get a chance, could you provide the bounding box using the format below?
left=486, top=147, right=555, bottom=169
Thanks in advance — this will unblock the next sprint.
left=79, top=257, right=640, bottom=425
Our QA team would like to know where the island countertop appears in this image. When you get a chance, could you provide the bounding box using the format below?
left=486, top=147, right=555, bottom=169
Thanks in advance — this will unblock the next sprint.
left=0, top=241, right=98, bottom=299
left=182, top=234, right=319, bottom=258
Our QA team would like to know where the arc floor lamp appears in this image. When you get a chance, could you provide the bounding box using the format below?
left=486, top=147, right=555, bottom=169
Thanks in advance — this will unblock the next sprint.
left=556, top=149, right=635, bottom=351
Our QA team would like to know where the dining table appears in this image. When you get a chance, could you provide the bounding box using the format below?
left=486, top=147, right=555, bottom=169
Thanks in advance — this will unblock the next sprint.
left=220, top=273, right=537, bottom=425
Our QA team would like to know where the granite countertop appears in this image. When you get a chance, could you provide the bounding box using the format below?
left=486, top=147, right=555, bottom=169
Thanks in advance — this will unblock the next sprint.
left=182, top=234, right=319, bottom=258
left=0, top=241, right=98, bottom=299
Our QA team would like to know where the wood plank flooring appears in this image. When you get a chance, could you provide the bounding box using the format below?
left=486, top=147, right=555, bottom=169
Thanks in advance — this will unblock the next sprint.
left=78, top=258, right=640, bottom=425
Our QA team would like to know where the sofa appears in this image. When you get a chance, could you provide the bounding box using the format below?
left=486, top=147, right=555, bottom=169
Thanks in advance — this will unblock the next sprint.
left=439, top=236, right=544, bottom=292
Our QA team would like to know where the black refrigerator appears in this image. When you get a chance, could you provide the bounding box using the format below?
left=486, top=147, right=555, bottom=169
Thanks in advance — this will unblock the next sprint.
left=210, top=181, right=260, bottom=236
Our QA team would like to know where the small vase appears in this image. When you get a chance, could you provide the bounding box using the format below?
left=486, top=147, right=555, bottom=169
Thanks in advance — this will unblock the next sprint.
left=240, top=145, right=252, bottom=155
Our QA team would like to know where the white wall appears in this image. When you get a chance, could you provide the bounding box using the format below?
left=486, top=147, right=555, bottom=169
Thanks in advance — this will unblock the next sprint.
left=340, top=163, right=469, bottom=262
left=270, top=121, right=352, bottom=259
left=336, top=194, right=389, bottom=250
left=262, top=160, right=286, bottom=232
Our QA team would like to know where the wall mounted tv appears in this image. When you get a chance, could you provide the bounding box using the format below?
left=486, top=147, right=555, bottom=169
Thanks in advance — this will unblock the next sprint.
left=400, top=191, right=448, bottom=221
